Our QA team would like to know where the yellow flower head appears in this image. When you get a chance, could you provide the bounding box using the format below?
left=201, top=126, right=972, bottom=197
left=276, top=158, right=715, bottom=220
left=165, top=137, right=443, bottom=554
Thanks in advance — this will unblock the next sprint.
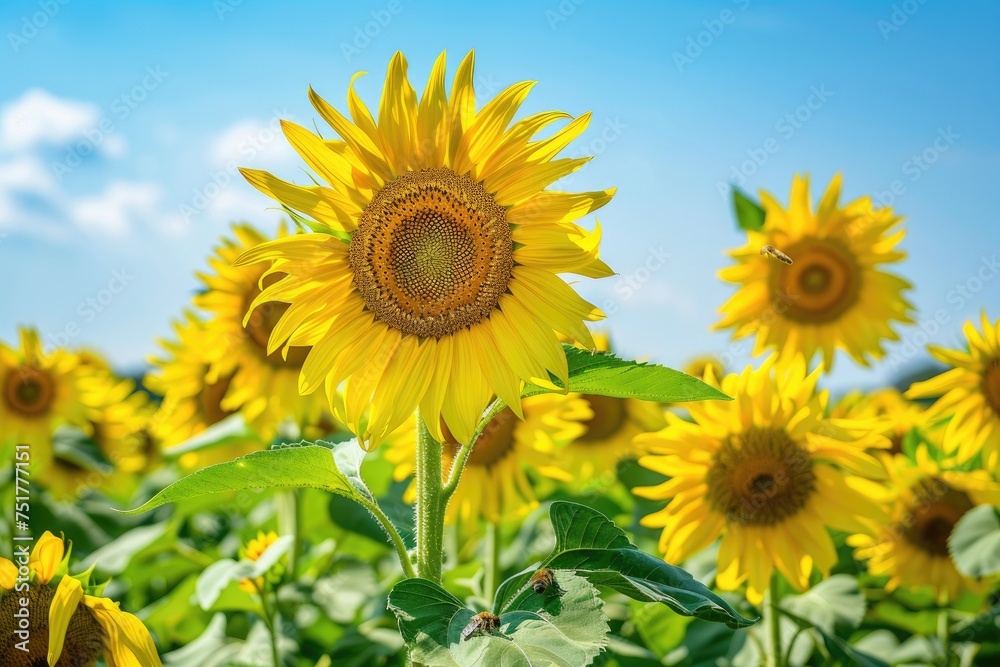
left=0, top=328, right=93, bottom=467
left=145, top=311, right=260, bottom=469
left=906, top=312, right=1000, bottom=471
left=0, top=532, right=161, bottom=667
left=195, top=223, right=330, bottom=438
left=235, top=50, right=614, bottom=449
left=558, top=332, right=666, bottom=482
left=239, top=530, right=281, bottom=594
left=715, top=174, right=914, bottom=369
left=832, top=388, right=936, bottom=458
left=849, top=445, right=1000, bottom=603
left=385, top=393, right=591, bottom=524
left=634, top=356, right=890, bottom=604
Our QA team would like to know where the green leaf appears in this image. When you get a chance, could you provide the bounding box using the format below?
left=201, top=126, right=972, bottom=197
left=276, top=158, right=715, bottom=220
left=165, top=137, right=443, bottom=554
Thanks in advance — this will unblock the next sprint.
left=121, top=441, right=374, bottom=515
left=951, top=601, right=1000, bottom=642
left=388, top=572, right=608, bottom=667
left=780, top=575, right=866, bottom=635
left=949, top=504, right=1000, bottom=578
left=732, top=186, right=766, bottom=231
left=631, top=602, right=690, bottom=658
left=527, top=345, right=730, bottom=403
left=781, top=609, right=889, bottom=667
left=494, top=502, right=756, bottom=629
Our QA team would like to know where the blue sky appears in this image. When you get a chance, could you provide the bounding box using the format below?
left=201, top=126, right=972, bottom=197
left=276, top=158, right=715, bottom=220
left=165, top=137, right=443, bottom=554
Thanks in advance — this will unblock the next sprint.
left=1, top=0, right=998, bottom=391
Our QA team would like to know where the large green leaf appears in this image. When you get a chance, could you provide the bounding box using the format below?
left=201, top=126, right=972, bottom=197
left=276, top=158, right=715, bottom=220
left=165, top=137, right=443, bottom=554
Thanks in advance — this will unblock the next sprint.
left=121, top=441, right=373, bottom=515
left=781, top=575, right=866, bottom=636
left=731, top=186, right=766, bottom=231
left=388, top=572, right=608, bottom=667
left=525, top=346, right=729, bottom=403
left=493, top=502, right=755, bottom=629
left=949, top=504, right=1000, bottom=578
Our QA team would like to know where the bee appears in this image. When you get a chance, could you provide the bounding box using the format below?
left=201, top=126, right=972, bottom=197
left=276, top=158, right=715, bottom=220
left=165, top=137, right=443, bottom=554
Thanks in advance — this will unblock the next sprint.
left=460, top=611, right=501, bottom=640
left=760, top=245, right=793, bottom=265
left=529, top=568, right=559, bottom=594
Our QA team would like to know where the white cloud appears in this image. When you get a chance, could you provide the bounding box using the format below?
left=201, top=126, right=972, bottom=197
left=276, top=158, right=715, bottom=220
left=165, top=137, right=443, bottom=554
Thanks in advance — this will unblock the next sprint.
left=208, top=116, right=296, bottom=171
left=69, top=181, right=162, bottom=237
left=0, top=89, right=102, bottom=153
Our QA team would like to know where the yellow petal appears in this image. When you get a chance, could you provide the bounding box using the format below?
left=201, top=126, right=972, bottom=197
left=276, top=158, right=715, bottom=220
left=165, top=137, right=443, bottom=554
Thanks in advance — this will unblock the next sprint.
left=48, top=576, right=84, bottom=666
left=85, top=596, right=163, bottom=667
left=0, top=557, right=17, bottom=589
left=31, top=530, right=64, bottom=584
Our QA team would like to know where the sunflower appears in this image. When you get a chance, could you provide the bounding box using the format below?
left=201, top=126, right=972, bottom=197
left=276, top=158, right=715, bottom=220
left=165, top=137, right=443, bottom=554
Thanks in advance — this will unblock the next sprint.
left=849, top=446, right=1000, bottom=602
left=238, top=530, right=282, bottom=594
left=145, top=312, right=259, bottom=469
left=385, top=393, right=590, bottom=524
left=715, top=174, right=914, bottom=368
left=682, top=355, right=726, bottom=380
left=906, top=312, right=1000, bottom=471
left=832, top=388, right=936, bottom=458
left=195, top=223, right=328, bottom=437
left=235, top=50, right=614, bottom=449
left=0, top=531, right=162, bottom=666
left=557, top=332, right=665, bottom=482
left=0, top=328, right=93, bottom=467
left=634, top=356, right=889, bottom=604
left=36, top=373, right=152, bottom=501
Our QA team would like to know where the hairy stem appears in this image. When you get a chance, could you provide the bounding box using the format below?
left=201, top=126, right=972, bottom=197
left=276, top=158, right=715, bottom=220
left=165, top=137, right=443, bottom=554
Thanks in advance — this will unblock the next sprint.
left=362, top=497, right=416, bottom=578
left=768, top=576, right=784, bottom=667
left=415, top=410, right=445, bottom=583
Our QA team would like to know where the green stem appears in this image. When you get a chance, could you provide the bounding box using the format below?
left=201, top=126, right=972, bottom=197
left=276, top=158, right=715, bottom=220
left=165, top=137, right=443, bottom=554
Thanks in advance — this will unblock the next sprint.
left=362, top=497, right=416, bottom=579
left=486, top=520, right=501, bottom=601
left=768, top=576, right=784, bottom=667
left=256, top=582, right=281, bottom=667
left=938, top=608, right=952, bottom=667
left=415, top=410, right=445, bottom=583
left=275, top=490, right=302, bottom=580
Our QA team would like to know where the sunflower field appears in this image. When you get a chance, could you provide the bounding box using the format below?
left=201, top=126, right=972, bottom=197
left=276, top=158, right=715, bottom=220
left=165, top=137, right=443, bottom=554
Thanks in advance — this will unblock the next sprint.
left=3, top=25, right=1000, bottom=667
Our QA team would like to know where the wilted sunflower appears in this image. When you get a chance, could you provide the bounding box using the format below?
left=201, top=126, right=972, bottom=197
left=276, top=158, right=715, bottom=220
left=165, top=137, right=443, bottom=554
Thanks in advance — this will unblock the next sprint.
left=557, top=333, right=666, bottom=481
left=0, top=531, right=162, bottom=667
left=195, top=223, right=328, bottom=437
left=634, top=356, right=889, bottom=604
left=849, top=446, right=1000, bottom=602
left=0, top=328, right=92, bottom=467
left=235, top=50, right=613, bottom=448
left=906, top=312, right=1000, bottom=470
left=385, top=393, right=590, bottom=524
left=715, top=174, right=914, bottom=368
left=145, top=312, right=259, bottom=469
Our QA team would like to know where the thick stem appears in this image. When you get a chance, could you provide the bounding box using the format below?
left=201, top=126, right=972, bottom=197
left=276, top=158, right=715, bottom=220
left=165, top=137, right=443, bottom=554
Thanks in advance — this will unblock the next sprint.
left=415, top=410, right=445, bottom=583
left=486, top=520, right=501, bottom=601
left=363, top=497, right=416, bottom=578
left=768, top=576, right=784, bottom=667
left=275, top=490, right=301, bottom=580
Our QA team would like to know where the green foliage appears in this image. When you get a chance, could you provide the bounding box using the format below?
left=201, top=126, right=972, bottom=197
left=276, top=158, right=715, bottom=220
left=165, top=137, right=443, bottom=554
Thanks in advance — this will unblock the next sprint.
left=731, top=186, right=766, bottom=231
left=122, top=441, right=375, bottom=515
left=388, top=572, right=608, bottom=667
left=949, top=504, right=1000, bottom=578
left=494, top=502, right=756, bottom=629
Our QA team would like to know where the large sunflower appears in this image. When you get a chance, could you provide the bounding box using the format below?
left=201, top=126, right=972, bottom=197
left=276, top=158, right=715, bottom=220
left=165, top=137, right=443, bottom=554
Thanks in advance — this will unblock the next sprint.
left=385, top=393, right=590, bottom=524
left=715, top=174, right=914, bottom=368
left=849, top=446, right=1000, bottom=602
left=634, top=356, right=889, bottom=604
left=0, top=531, right=162, bottom=666
left=194, top=222, right=328, bottom=437
left=832, top=388, right=936, bottom=458
left=145, top=312, right=259, bottom=469
left=0, top=328, right=93, bottom=467
left=235, top=50, right=613, bottom=448
left=557, top=333, right=666, bottom=482
left=906, top=312, right=1000, bottom=470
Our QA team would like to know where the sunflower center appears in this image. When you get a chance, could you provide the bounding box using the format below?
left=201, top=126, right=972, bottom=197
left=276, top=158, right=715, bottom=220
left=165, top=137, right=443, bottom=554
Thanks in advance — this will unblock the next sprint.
left=706, top=427, right=816, bottom=526
left=3, top=366, right=56, bottom=417
left=350, top=168, right=513, bottom=338
left=982, top=360, right=1000, bottom=418
left=578, top=394, right=627, bottom=443
left=243, top=271, right=311, bottom=368
left=770, top=239, right=860, bottom=323
left=443, top=407, right=519, bottom=468
left=199, top=371, right=236, bottom=426
left=903, top=479, right=973, bottom=557
left=0, top=584, right=104, bottom=667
